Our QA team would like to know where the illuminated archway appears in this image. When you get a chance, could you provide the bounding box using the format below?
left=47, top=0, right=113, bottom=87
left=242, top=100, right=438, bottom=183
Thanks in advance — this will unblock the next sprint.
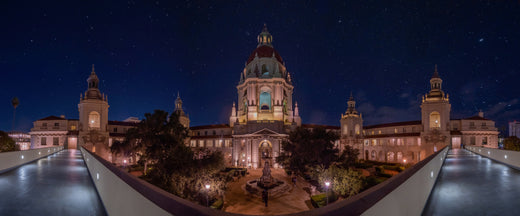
left=258, top=140, right=273, bottom=168
left=89, top=111, right=100, bottom=129
left=387, top=152, right=395, bottom=162
left=429, top=111, right=441, bottom=129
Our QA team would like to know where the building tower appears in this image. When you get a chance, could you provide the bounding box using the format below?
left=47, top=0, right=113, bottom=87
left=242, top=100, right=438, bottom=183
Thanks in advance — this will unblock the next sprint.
left=78, top=65, right=110, bottom=158
left=340, top=93, right=364, bottom=154
left=174, top=92, right=190, bottom=128
left=420, top=65, right=451, bottom=153
left=230, top=24, right=300, bottom=169
left=232, top=24, right=299, bottom=126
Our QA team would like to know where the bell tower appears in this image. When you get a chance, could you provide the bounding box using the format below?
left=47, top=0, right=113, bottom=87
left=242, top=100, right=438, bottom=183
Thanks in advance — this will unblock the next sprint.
left=420, top=65, right=451, bottom=154
left=174, top=92, right=190, bottom=128
left=78, top=65, right=110, bottom=158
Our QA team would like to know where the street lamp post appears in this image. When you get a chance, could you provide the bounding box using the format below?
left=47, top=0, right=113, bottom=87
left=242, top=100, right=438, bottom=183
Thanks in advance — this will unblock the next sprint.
left=205, top=184, right=210, bottom=207
left=325, top=181, right=330, bottom=206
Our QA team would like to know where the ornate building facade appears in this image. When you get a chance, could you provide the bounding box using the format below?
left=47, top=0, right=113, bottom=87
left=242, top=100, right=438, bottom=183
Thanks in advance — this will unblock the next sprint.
left=190, top=25, right=301, bottom=169
left=29, top=25, right=499, bottom=167
left=339, top=66, right=499, bottom=164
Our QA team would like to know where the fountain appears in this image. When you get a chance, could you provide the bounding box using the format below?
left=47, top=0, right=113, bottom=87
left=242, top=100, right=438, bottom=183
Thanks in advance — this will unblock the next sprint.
left=245, top=161, right=291, bottom=197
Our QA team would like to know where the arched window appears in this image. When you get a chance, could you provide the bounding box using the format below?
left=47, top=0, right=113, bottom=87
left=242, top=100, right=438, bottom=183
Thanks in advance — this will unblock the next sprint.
left=343, top=125, right=348, bottom=135
left=387, top=152, right=395, bottom=162
left=355, top=124, right=360, bottom=135
left=88, top=111, right=100, bottom=129
left=397, top=152, right=403, bottom=162
left=261, top=64, right=269, bottom=76
left=371, top=150, right=376, bottom=160
left=259, top=91, right=271, bottom=110
left=430, top=111, right=441, bottom=129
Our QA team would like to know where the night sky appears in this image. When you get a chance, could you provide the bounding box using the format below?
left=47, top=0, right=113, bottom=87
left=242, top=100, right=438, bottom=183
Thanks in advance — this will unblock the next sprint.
left=1, top=1, right=519, bottom=134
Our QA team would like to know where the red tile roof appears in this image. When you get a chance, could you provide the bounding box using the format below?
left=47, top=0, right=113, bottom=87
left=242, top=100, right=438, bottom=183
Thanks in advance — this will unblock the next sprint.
left=463, top=115, right=490, bottom=121
left=364, top=132, right=420, bottom=139
left=246, top=45, right=283, bottom=64
left=364, top=120, right=421, bottom=129
left=190, top=124, right=230, bottom=130
left=38, top=116, right=66, bottom=121
left=302, top=124, right=340, bottom=130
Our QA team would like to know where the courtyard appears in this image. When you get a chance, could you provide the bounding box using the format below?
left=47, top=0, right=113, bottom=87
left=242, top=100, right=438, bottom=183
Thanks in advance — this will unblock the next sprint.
left=223, top=168, right=314, bottom=215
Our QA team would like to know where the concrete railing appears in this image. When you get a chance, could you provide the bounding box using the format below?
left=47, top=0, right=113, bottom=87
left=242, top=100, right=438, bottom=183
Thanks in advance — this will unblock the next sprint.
left=295, top=146, right=449, bottom=216
left=466, top=146, right=520, bottom=169
left=80, top=144, right=450, bottom=216
left=80, top=147, right=230, bottom=216
left=0, top=146, right=64, bottom=173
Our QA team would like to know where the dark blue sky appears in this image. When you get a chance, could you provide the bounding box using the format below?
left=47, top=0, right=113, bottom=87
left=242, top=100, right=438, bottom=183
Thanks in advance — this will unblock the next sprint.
left=1, top=1, right=519, bottom=134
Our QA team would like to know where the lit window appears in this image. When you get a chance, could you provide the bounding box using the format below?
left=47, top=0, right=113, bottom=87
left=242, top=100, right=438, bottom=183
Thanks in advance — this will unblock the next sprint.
left=429, top=112, right=441, bottom=129
left=225, top=139, right=231, bottom=147
left=88, top=111, right=100, bottom=129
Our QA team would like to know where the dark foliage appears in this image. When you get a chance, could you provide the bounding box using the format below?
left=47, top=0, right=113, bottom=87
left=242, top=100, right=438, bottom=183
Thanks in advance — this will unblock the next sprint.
left=276, top=127, right=339, bottom=174
left=504, top=136, right=520, bottom=151
left=0, top=131, right=19, bottom=152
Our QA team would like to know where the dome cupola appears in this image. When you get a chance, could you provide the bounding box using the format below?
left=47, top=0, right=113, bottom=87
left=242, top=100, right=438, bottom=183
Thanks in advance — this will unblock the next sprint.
left=257, top=24, right=273, bottom=47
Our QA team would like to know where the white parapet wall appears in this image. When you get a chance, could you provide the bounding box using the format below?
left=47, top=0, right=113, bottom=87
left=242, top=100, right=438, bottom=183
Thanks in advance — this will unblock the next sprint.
left=80, top=147, right=224, bottom=216
left=299, top=146, right=449, bottom=216
left=362, top=147, right=449, bottom=216
left=466, top=146, right=520, bottom=169
left=0, top=146, right=63, bottom=173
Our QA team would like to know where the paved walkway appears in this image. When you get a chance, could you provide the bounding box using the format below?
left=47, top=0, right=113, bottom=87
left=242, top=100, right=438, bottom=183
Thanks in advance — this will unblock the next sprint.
left=423, top=148, right=520, bottom=215
left=0, top=150, right=107, bottom=216
left=223, top=168, right=312, bottom=215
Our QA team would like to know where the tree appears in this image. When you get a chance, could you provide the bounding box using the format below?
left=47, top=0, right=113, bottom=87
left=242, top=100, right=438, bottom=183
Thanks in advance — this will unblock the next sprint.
left=126, top=109, right=226, bottom=204
left=337, top=145, right=360, bottom=169
left=110, top=140, right=134, bottom=163
left=11, top=97, right=19, bottom=131
left=0, top=131, right=19, bottom=152
left=314, top=165, right=363, bottom=198
left=277, top=127, right=339, bottom=174
left=504, top=136, right=520, bottom=151
left=125, top=110, right=188, bottom=175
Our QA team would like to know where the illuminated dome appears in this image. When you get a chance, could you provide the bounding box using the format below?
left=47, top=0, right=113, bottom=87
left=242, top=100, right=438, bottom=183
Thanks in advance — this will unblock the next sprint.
left=246, top=45, right=284, bottom=65
left=240, top=24, right=290, bottom=83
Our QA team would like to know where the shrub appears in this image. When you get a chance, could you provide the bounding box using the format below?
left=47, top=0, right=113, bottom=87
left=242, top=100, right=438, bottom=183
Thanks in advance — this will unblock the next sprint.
left=210, top=199, right=223, bottom=210
left=377, top=173, right=393, bottom=178
left=362, top=176, right=388, bottom=191
left=310, top=192, right=337, bottom=208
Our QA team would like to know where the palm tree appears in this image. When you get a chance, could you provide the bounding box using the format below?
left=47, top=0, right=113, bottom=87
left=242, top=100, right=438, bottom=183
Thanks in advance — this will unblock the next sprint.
left=11, top=97, right=19, bottom=131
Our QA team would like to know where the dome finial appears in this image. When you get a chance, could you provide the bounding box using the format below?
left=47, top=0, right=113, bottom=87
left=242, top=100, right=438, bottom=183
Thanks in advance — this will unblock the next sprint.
left=432, top=64, right=440, bottom=78
left=91, top=64, right=95, bottom=74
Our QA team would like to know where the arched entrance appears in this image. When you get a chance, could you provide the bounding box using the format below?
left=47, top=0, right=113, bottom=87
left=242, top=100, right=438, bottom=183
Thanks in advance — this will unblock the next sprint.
left=258, top=140, right=273, bottom=168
